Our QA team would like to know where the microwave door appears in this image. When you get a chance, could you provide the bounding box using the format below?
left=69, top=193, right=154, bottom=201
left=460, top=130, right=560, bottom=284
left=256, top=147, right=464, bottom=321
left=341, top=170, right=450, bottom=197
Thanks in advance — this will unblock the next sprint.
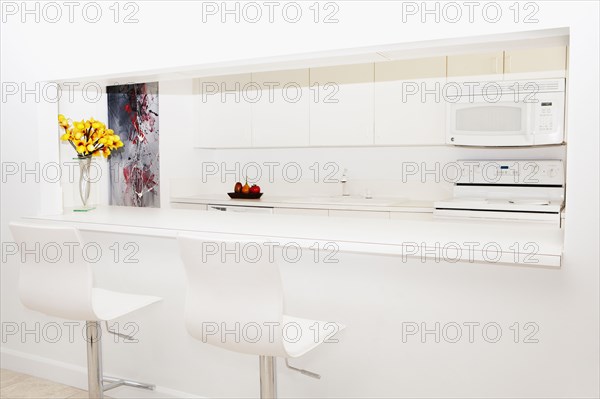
left=448, top=95, right=534, bottom=146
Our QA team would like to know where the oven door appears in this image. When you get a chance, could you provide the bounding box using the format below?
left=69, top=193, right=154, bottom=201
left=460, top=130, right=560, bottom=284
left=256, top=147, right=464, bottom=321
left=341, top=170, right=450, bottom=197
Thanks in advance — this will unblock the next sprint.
left=447, top=93, right=533, bottom=146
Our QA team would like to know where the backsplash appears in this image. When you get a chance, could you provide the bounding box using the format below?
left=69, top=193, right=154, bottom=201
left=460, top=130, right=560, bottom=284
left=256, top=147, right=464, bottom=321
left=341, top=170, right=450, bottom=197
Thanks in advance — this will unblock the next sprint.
left=168, top=144, right=566, bottom=202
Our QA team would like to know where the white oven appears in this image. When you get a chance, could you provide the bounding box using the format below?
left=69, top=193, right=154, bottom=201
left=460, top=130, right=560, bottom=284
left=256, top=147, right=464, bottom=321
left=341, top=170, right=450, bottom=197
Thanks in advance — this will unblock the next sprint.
left=447, top=79, right=566, bottom=147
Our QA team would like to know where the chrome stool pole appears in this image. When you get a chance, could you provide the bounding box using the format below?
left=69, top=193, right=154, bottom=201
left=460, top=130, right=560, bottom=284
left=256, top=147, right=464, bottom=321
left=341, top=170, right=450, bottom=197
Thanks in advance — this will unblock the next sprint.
left=259, top=356, right=277, bottom=399
left=85, top=321, right=103, bottom=399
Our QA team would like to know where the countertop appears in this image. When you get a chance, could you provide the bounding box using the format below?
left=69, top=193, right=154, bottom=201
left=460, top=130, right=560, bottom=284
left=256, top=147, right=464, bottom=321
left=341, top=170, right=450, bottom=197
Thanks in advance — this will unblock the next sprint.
left=23, top=206, right=563, bottom=267
left=170, top=194, right=434, bottom=213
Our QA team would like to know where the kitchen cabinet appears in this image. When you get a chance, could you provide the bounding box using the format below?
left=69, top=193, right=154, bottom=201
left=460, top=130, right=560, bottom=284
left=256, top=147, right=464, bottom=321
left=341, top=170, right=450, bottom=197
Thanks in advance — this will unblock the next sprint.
left=504, top=46, right=567, bottom=77
left=195, top=74, right=252, bottom=148
left=374, top=57, right=446, bottom=145
left=171, top=203, right=208, bottom=211
left=193, top=46, right=568, bottom=149
left=390, top=212, right=433, bottom=221
left=309, top=63, right=374, bottom=146
left=273, top=208, right=329, bottom=216
left=447, top=51, right=504, bottom=79
left=448, top=47, right=567, bottom=80
left=328, top=210, right=390, bottom=219
left=251, top=69, right=310, bottom=147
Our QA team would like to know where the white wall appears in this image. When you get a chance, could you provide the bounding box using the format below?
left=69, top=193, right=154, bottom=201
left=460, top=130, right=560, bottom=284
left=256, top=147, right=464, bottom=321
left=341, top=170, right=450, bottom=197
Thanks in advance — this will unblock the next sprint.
left=1, top=1, right=598, bottom=398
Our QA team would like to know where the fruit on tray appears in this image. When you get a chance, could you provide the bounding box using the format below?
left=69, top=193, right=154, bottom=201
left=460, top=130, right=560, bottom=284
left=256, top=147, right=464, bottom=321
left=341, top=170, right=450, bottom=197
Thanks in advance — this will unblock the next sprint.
left=250, top=185, right=260, bottom=194
left=232, top=181, right=262, bottom=196
left=234, top=182, right=243, bottom=193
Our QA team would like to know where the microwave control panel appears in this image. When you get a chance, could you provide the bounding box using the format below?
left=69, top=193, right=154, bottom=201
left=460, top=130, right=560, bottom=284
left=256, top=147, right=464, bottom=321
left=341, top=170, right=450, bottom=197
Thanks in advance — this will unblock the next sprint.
left=537, top=101, right=556, bottom=133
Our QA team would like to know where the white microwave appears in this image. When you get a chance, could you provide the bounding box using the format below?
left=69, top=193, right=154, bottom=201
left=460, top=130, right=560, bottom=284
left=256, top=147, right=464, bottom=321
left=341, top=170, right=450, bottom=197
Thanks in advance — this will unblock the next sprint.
left=447, top=79, right=566, bottom=146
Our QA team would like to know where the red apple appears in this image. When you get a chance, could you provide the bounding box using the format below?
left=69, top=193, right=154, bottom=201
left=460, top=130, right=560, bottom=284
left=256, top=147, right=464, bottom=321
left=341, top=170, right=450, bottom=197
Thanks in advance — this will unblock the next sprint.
left=250, top=185, right=260, bottom=194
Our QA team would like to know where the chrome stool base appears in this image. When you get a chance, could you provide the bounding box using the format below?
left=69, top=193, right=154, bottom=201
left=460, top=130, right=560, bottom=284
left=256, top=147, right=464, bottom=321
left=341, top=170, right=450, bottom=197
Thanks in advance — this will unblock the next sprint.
left=103, top=376, right=155, bottom=392
left=85, top=321, right=154, bottom=399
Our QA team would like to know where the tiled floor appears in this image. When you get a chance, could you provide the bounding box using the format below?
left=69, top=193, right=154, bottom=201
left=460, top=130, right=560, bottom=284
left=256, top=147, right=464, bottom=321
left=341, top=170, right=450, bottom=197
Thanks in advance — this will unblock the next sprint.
left=0, top=369, right=92, bottom=399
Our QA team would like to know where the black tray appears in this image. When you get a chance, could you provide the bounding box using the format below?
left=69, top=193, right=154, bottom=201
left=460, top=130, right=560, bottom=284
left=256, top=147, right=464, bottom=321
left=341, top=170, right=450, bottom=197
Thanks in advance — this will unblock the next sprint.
left=228, top=192, right=263, bottom=199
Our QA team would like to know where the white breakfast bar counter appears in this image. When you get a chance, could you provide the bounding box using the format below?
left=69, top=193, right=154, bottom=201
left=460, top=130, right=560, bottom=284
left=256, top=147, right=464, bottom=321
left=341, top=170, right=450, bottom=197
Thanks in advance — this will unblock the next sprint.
left=23, top=205, right=563, bottom=267
left=9, top=205, right=567, bottom=398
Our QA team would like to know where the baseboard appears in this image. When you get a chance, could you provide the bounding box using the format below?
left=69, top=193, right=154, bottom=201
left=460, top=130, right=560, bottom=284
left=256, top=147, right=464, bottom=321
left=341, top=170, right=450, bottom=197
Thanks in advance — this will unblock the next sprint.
left=0, top=347, right=203, bottom=398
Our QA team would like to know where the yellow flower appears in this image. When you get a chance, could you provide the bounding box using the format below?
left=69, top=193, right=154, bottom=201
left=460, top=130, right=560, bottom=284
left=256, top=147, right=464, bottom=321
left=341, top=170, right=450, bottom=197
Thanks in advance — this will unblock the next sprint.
left=59, top=115, right=116, bottom=157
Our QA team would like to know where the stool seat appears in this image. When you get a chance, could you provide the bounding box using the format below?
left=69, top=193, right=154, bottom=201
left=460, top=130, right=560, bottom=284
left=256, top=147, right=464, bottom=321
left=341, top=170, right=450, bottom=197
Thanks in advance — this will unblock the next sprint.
left=92, top=288, right=162, bottom=322
left=9, top=221, right=161, bottom=399
left=282, top=315, right=345, bottom=358
left=178, top=233, right=345, bottom=398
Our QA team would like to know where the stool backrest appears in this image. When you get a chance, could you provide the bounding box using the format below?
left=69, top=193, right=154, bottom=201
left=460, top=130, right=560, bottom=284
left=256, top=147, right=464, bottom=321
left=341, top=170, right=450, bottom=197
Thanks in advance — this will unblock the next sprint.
left=177, top=233, right=287, bottom=357
left=9, top=222, right=96, bottom=321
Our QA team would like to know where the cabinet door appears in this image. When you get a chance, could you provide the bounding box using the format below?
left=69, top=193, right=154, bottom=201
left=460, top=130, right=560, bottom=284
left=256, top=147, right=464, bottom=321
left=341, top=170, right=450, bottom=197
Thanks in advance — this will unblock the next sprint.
left=504, top=46, right=567, bottom=77
left=309, top=64, right=374, bottom=146
left=171, top=203, right=208, bottom=211
left=195, top=74, right=252, bottom=148
left=328, top=210, right=390, bottom=219
left=374, top=57, right=446, bottom=145
left=273, top=207, right=329, bottom=216
left=251, top=69, right=310, bottom=147
left=447, top=52, right=504, bottom=79
left=389, top=212, right=433, bottom=221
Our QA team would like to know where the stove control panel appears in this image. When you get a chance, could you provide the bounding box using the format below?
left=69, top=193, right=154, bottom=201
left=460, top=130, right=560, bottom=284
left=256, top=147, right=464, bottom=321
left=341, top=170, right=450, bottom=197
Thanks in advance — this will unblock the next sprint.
left=454, top=160, right=564, bottom=186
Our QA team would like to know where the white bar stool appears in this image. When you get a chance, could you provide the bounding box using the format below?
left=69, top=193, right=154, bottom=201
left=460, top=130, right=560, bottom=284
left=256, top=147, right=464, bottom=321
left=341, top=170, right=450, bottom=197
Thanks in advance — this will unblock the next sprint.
left=177, top=234, right=345, bottom=399
left=9, top=222, right=162, bottom=399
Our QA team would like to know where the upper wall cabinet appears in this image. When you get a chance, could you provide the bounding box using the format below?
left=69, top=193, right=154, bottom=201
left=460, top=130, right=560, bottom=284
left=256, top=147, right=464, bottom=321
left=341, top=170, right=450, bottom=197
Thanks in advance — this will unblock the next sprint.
left=195, top=74, right=252, bottom=148
left=504, top=46, right=567, bottom=77
left=251, top=69, right=310, bottom=147
left=194, top=45, right=568, bottom=148
left=309, top=64, right=374, bottom=146
left=447, top=51, right=504, bottom=79
left=374, top=57, right=446, bottom=145
left=447, top=46, right=567, bottom=80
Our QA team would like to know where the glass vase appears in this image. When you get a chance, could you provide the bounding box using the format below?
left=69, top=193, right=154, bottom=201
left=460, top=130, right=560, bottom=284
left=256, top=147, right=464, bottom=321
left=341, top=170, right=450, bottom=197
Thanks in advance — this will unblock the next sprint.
left=75, top=156, right=96, bottom=212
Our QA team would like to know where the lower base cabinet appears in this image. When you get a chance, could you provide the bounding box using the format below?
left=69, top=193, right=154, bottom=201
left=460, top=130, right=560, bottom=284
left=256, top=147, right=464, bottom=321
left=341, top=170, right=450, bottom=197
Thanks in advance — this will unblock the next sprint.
left=171, top=203, right=434, bottom=220
left=328, top=210, right=390, bottom=219
left=171, top=203, right=208, bottom=211
left=273, top=208, right=329, bottom=216
left=390, top=212, right=433, bottom=221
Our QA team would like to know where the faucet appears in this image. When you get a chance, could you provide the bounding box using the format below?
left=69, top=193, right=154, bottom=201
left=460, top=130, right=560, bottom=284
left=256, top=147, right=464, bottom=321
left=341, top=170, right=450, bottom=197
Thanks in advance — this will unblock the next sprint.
left=341, top=169, right=350, bottom=196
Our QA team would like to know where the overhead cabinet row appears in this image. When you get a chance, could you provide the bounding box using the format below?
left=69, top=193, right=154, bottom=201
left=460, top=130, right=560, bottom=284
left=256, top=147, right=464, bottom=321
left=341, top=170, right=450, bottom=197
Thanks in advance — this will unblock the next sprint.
left=195, top=46, right=567, bottom=148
